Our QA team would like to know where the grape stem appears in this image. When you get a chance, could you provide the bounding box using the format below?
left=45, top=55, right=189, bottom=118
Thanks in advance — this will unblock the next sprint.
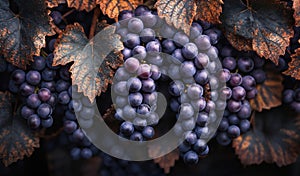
left=89, top=8, right=100, bottom=39
left=62, top=9, right=76, bottom=20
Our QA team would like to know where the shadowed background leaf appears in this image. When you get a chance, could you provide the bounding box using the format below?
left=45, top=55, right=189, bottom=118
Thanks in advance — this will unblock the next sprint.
left=195, top=0, right=223, bottom=24
left=250, top=64, right=283, bottom=112
left=66, top=0, right=97, bottom=12
left=0, top=0, right=55, bottom=69
left=54, top=22, right=123, bottom=102
left=155, top=0, right=197, bottom=34
left=225, top=32, right=253, bottom=51
left=102, top=106, right=120, bottom=133
left=221, top=0, right=294, bottom=65
left=233, top=107, right=300, bottom=166
left=46, top=0, right=66, bottom=8
left=0, top=91, right=40, bottom=166
left=283, top=48, right=300, bottom=80
left=294, top=0, right=300, bottom=27
left=98, top=0, right=143, bottom=20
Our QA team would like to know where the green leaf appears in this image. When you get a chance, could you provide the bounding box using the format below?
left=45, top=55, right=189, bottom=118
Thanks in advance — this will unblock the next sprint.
left=221, top=0, right=294, bottom=65
left=0, top=91, right=39, bottom=166
left=54, top=23, right=124, bottom=102
left=0, top=0, right=54, bottom=69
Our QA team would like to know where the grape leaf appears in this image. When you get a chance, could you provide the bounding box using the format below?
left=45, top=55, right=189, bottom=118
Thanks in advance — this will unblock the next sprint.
left=233, top=107, right=300, bottom=166
left=66, top=0, right=97, bottom=12
left=294, top=0, right=300, bottom=27
left=283, top=48, right=300, bottom=80
left=250, top=64, right=283, bottom=112
left=102, top=106, right=120, bottom=133
left=155, top=0, right=197, bottom=34
left=225, top=32, right=253, bottom=51
left=46, top=0, right=66, bottom=8
left=194, top=0, right=223, bottom=24
left=0, top=91, right=39, bottom=166
left=0, top=0, right=55, bottom=69
left=221, top=0, right=294, bottom=65
left=148, top=146, right=179, bottom=174
left=54, top=23, right=123, bottom=102
left=98, top=0, right=143, bottom=20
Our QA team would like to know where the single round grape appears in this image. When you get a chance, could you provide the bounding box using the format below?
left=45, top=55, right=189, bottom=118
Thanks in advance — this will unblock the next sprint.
left=172, top=49, right=185, bottom=63
left=64, top=120, right=78, bottom=134
left=180, top=61, right=196, bottom=78
left=65, top=110, right=76, bottom=121
left=72, top=129, right=85, bottom=142
left=27, top=114, right=41, bottom=129
left=237, top=57, right=254, bottom=73
left=127, top=77, right=142, bottom=92
left=55, top=80, right=71, bottom=93
left=227, top=100, right=242, bottom=113
left=196, top=112, right=208, bottom=127
left=11, top=69, right=25, bottom=84
left=137, top=104, right=151, bottom=115
left=182, top=118, right=196, bottom=131
left=21, top=105, right=35, bottom=119
left=194, top=35, right=211, bottom=51
left=194, top=53, right=209, bottom=69
left=50, top=11, right=62, bottom=24
left=237, top=102, right=252, bottom=119
left=130, top=132, right=143, bottom=141
left=114, top=81, right=128, bottom=96
left=239, top=120, right=251, bottom=133
left=178, top=142, right=191, bottom=153
left=146, top=40, right=161, bottom=55
left=128, top=18, right=144, bottom=33
left=227, top=125, right=241, bottom=138
left=41, top=81, right=56, bottom=92
left=204, top=28, right=220, bottom=44
left=222, top=56, right=236, bottom=71
left=218, top=118, right=229, bottom=131
left=205, top=100, right=215, bottom=113
left=58, top=91, right=71, bottom=105
left=32, top=56, right=46, bottom=71
left=115, top=96, right=127, bottom=108
left=141, top=78, right=155, bottom=93
left=137, top=64, right=152, bottom=79
left=37, top=103, right=52, bottom=119
left=228, top=114, right=240, bottom=125
left=173, top=31, right=189, bottom=47
left=134, top=5, right=150, bottom=16
left=190, top=22, right=203, bottom=39
left=194, top=70, right=209, bottom=85
left=124, top=57, right=140, bottom=73
left=162, top=39, right=176, bottom=54
left=242, top=75, right=256, bottom=91
left=42, top=68, right=56, bottom=81
left=143, top=92, right=157, bottom=106
left=139, top=11, right=157, bottom=27
left=81, top=148, right=93, bottom=159
left=169, top=81, right=184, bottom=97
left=120, top=121, right=134, bottom=136
left=41, top=116, right=53, bottom=128
left=150, top=65, right=161, bottom=80
left=20, top=82, right=35, bottom=97
left=132, top=45, right=146, bottom=60
left=190, top=97, right=206, bottom=112
left=216, top=132, right=231, bottom=146
left=26, top=94, right=41, bottom=109
left=183, top=151, right=198, bottom=165
left=70, top=148, right=81, bottom=160
left=232, top=86, right=246, bottom=101
left=128, top=92, right=143, bottom=107
left=140, top=28, right=155, bottom=43
left=250, top=69, right=266, bottom=84
left=122, top=48, right=132, bottom=60
left=118, top=10, right=134, bottom=24
left=142, top=126, right=154, bottom=139
left=26, top=70, right=41, bottom=85
left=124, top=33, right=140, bottom=49
left=283, top=89, right=294, bottom=104
left=179, top=103, right=194, bottom=119
left=184, top=131, right=197, bottom=145
left=147, top=112, right=159, bottom=126
left=220, top=87, right=232, bottom=100
left=182, top=43, right=198, bottom=60
left=187, top=83, right=203, bottom=100
left=206, top=46, right=218, bottom=60
left=291, top=101, right=300, bottom=113
left=114, top=68, right=131, bottom=81
left=79, top=106, right=95, bottom=120
left=246, top=88, right=258, bottom=99
left=193, top=139, right=207, bottom=154
left=170, top=98, right=180, bottom=112
left=229, top=73, right=242, bottom=87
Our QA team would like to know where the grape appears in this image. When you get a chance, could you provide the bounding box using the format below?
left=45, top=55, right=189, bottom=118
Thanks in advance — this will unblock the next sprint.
left=8, top=80, right=19, bottom=93
left=26, top=94, right=41, bottom=109
left=81, top=148, right=93, bottom=159
left=130, top=132, right=143, bottom=141
left=122, top=105, right=136, bottom=120
left=27, top=114, right=41, bottom=129
left=237, top=101, right=251, bottom=119
left=178, top=142, right=191, bottom=153
left=114, top=68, right=131, bottom=81
left=37, top=103, right=52, bottom=119
left=72, top=129, right=85, bottom=142
left=227, top=125, right=240, bottom=138
left=56, top=80, right=71, bottom=92
left=118, top=10, right=134, bottom=23
left=124, top=57, right=140, bottom=73
left=179, top=103, right=194, bottom=119
left=253, top=55, right=265, bottom=68
left=190, top=22, right=203, bottom=39
left=196, top=112, right=208, bottom=127
left=115, top=96, right=127, bottom=108
left=50, top=11, right=62, bottom=24
left=117, top=27, right=129, bottom=38
left=137, top=104, right=151, bottom=115
left=139, top=11, right=157, bottom=27
left=42, top=68, right=56, bottom=81
left=128, top=92, right=143, bottom=107
left=64, top=120, right=77, bottom=134
left=194, top=35, right=211, bottom=51
left=194, top=53, right=209, bottom=69
left=204, top=28, right=221, bottom=44
left=41, top=116, right=54, bottom=128
left=187, top=83, right=203, bottom=100
left=21, top=106, right=35, bottom=119
left=127, top=77, right=142, bottom=92
left=283, top=89, right=294, bottom=104
left=169, top=81, right=184, bottom=97
left=182, top=43, right=198, bottom=59
left=114, top=81, right=128, bottom=96
left=124, top=33, right=140, bottom=49
left=143, top=92, right=157, bottom=106
left=216, top=132, right=231, bottom=146
left=173, top=31, right=189, bottom=47
left=180, top=61, right=196, bottom=77
left=162, top=39, right=176, bottom=54
left=142, top=126, right=154, bottom=138
left=65, top=110, right=76, bottom=121
left=184, top=131, right=197, bottom=145
left=190, top=97, right=206, bottom=111
left=146, top=40, right=161, bottom=55
left=183, top=151, right=198, bottom=165
left=141, top=78, right=155, bottom=93
left=193, top=139, right=207, bottom=154
left=239, top=120, right=250, bottom=133
left=120, top=121, right=135, bottom=136
left=41, top=81, right=56, bottom=92
left=206, top=46, right=219, bottom=60
left=218, top=118, right=229, bottom=131
left=222, top=56, right=236, bottom=71
left=38, top=88, right=51, bottom=102
left=150, top=65, right=161, bottom=80
left=58, top=91, right=71, bottom=105
left=70, top=148, right=81, bottom=160
left=134, top=5, right=150, bottom=16
left=137, top=64, right=152, bottom=79
left=194, top=70, right=209, bottom=85
left=172, top=49, right=185, bottom=63
left=219, top=69, right=231, bottom=83
left=237, top=57, right=254, bottom=73
left=128, top=18, right=144, bottom=33
left=227, top=100, right=242, bottom=113
left=291, top=101, right=300, bottom=112
left=122, top=48, right=132, bottom=60
left=229, top=73, right=242, bottom=87
left=20, top=82, right=35, bottom=97
left=250, top=69, right=266, bottom=84
left=246, top=88, right=257, bottom=99
left=228, top=114, right=239, bottom=125
left=11, top=69, right=25, bottom=84
left=232, top=86, right=246, bottom=101
left=26, top=70, right=41, bottom=85
left=140, top=28, right=155, bottom=43
left=32, top=56, right=46, bottom=71
left=242, top=75, right=256, bottom=91
left=170, top=98, right=180, bottom=112
left=132, top=46, right=146, bottom=60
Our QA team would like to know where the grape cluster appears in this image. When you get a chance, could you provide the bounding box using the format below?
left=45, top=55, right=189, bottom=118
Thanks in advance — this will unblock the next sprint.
left=215, top=45, right=267, bottom=145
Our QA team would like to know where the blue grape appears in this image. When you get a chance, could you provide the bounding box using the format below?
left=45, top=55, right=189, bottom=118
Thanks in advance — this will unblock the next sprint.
left=32, top=56, right=46, bottom=71
left=183, top=151, right=198, bottom=165
left=11, top=69, right=25, bottom=84
left=27, top=114, right=41, bottom=129
left=26, top=94, right=41, bottom=109
left=26, top=70, right=41, bottom=85
left=37, top=103, right=52, bottom=119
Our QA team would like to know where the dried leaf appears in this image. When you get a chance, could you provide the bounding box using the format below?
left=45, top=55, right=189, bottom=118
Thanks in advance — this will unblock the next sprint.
left=98, top=0, right=143, bottom=20
left=283, top=48, right=300, bottom=80
left=53, top=23, right=123, bottom=102
left=195, top=0, right=223, bottom=24
left=0, top=0, right=55, bottom=69
left=221, top=0, right=294, bottom=65
left=294, top=0, right=300, bottom=27
left=250, top=64, right=283, bottom=112
left=225, top=32, right=253, bottom=51
left=233, top=107, right=300, bottom=166
left=148, top=146, right=179, bottom=174
left=46, top=0, right=66, bottom=8
left=102, top=106, right=119, bottom=133
left=0, top=91, right=40, bottom=166
left=66, top=0, right=97, bottom=12
left=155, top=0, right=197, bottom=34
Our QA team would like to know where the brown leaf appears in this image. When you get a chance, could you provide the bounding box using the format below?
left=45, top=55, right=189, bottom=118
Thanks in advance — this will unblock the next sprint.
left=0, top=0, right=55, bottom=69
left=294, top=0, right=300, bottom=27
left=46, top=0, right=66, bottom=8
left=148, top=145, right=179, bottom=174
left=102, top=106, right=120, bottom=133
left=155, top=0, right=197, bottom=34
left=53, top=22, right=124, bottom=102
left=66, top=0, right=97, bottom=12
left=283, top=48, right=300, bottom=80
left=80, top=157, right=102, bottom=176
left=250, top=64, right=283, bottom=112
left=195, top=0, right=223, bottom=24
left=221, top=0, right=294, bottom=65
left=98, top=0, right=143, bottom=20
left=225, top=32, right=253, bottom=51
left=0, top=91, right=40, bottom=166
left=233, top=107, right=300, bottom=166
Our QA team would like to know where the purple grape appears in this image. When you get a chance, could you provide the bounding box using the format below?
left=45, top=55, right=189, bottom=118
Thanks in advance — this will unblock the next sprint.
left=130, top=131, right=143, bottom=141
left=242, top=75, right=256, bottom=91
left=194, top=70, right=209, bottom=85
left=120, top=121, right=134, bottom=136
left=128, top=18, right=144, bottom=33
left=27, top=114, right=41, bottom=129
left=194, top=35, right=211, bottom=51
left=227, top=100, right=242, bottom=112
left=232, top=86, right=246, bottom=101
left=183, top=151, right=198, bottom=165
left=32, top=56, right=46, bottom=71
left=162, top=39, right=176, bottom=54
left=128, top=92, right=143, bottom=107
left=222, top=57, right=236, bottom=71
left=246, top=88, right=258, bottom=99
left=41, top=116, right=53, bottom=128
left=58, top=91, right=71, bottom=105
left=237, top=57, right=254, bottom=73
left=190, top=22, right=203, bottom=39
left=134, top=5, right=150, bottom=16
left=38, top=88, right=51, bottom=102
left=8, top=80, right=19, bottom=93
left=132, top=45, right=146, bottom=60
left=173, top=31, right=189, bottom=47
left=169, top=81, right=184, bottom=97
left=140, top=28, right=155, bottom=43
left=229, top=73, right=242, bottom=87
left=146, top=40, right=161, bottom=55
left=193, top=139, right=207, bottom=154
left=64, top=120, right=77, bottom=134
left=182, top=43, right=198, bottom=59
left=228, top=114, right=240, bottom=125
left=124, top=33, right=140, bottom=49
left=239, top=120, right=250, bottom=133
left=172, top=49, right=185, bottom=63
left=170, top=98, right=180, bottom=112
left=11, top=69, right=25, bottom=84
left=150, top=65, right=161, bottom=80
left=139, top=11, right=157, bottom=27
left=118, top=10, right=134, bottom=24
left=124, top=57, right=140, bottom=73
left=50, top=11, right=62, bottom=24
left=127, top=77, right=142, bottom=92
left=180, top=61, right=196, bottom=78
left=184, top=131, right=197, bottom=145
left=194, top=53, right=209, bottom=69
left=42, top=68, right=56, bottom=81
left=218, top=118, right=229, bottom=131
left=196, top=112, right=208, bottom=127
left=227, top=125, right=240, bottom=138
left=26, top=70, right=41, bottom=85
left=37, top=103, right=52, bottom=119
left=137, top=64, right=152, bottom=79
left=141, top=78, right=155, bottom=93
left=142, top=126, right=154, bottom=139
left=26, top=94, right=41, bottom=109
left=250, top=69, right=266, bottom=84
left=283, top=89, right=294, bottom=104
left=187, top=83, right=203, bottom=100
left=216, top=132, right=231, bottom=146
left=122, top=48, right=132, bottom=60
left=21, top=105, right=35, bottom=119
left=20, top=82, right=35, bottom=97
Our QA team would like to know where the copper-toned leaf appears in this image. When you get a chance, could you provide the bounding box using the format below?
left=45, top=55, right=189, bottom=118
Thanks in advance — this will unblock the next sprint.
left=102, top=105, right=119, bottom=133
left=195, top=0, right=223, bottom=24
left=294, top=0, right=300, bottom=27
left=221, top=0, right=294, bottom=65
left=66, top=0, right=97, bottom=12
left=98, top=0, right=143, bottom=20
left=148, top=146, right=179, bottom=174
left=0, top=91, right=39, bottom=166
left=155, top=0, right=197, bottom=34
left=283, top=48, right=300, bottom=80
left=0, top=0, right=55, bottom=69
left=233, top=107, right=300, bottom=166
left=46, top=0, right=66, bottom=8
left=250, top=64, right=283, bottom=112
left=54, top=23, right=124, bottom=102
left=225, top=32, right=253, bottom=51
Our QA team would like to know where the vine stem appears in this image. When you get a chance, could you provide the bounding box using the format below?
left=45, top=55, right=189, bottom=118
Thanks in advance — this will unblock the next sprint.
left=89, top=8, right=101, bottom=39
left=62, top=9, right=76, bottom=19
